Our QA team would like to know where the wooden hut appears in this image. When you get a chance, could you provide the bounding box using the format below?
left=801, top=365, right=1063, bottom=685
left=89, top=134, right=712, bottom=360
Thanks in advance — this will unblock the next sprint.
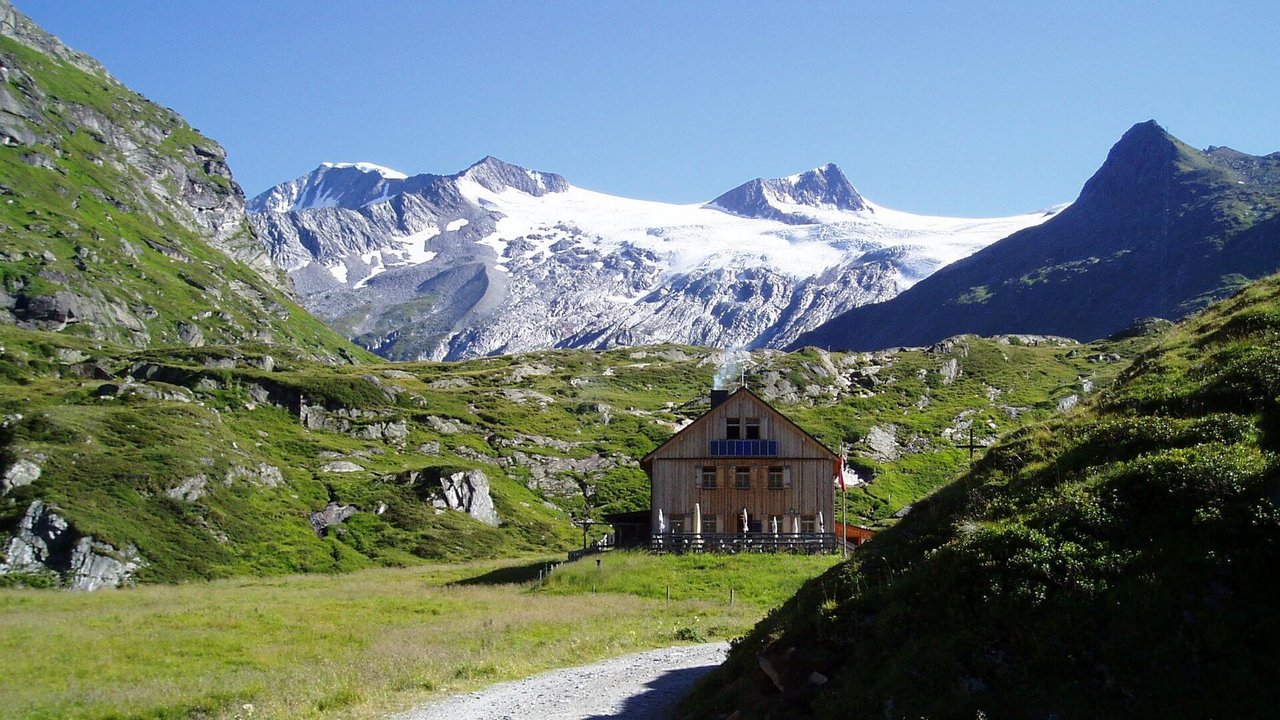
left=641, top=387, right=840, bottom=552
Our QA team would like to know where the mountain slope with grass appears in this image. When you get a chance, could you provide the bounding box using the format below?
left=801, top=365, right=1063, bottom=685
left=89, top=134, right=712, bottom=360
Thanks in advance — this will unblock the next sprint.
left=0, top=0, right=361, bottom=358
left=795, top=121, right=1280, bottom=352
left=688, top=274, right=1280, bottom=719
left=0, top=320, right=1146, bottom=589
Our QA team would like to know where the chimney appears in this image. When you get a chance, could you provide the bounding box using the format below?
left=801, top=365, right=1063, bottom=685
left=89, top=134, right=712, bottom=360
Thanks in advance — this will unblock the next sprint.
left=710, top=389, right=729, bottom=409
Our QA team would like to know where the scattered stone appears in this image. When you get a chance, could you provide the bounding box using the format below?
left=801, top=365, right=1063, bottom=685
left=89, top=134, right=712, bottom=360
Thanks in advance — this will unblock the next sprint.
left=1057, top=394, right=1080, bottom=412
left=166, top=474, right=208, bottom=502
left=320, top=460, right=363, bottom=473
left=1, top=457, right=41, bottom=495
left=382, top=369, right=416, bottom=380
left=309, top=502, right=357, bottom=534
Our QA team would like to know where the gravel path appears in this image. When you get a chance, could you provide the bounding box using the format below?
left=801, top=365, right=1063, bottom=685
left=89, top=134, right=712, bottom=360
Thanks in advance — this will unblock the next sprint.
left=393, top=642, right=729, bottom=720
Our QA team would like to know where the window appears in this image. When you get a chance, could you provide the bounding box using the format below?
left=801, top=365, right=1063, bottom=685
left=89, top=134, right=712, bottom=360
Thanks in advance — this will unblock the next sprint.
left=801, top=516, right=816, bottom=534
left=735, top=466, right=751, bottom=489
left=699, top=466, right=717, bottom=489
left=726, top=417, right=741, bottom=440
left=767, top=466, right=786, bottom=489
left=745, top=417, right=761, bottom=440
left=700, top=514, right=718, bottom=534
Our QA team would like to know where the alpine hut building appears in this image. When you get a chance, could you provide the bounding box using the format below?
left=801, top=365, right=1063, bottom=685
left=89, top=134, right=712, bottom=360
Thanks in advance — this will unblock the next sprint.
left=641, top=387, right=842, bottom=552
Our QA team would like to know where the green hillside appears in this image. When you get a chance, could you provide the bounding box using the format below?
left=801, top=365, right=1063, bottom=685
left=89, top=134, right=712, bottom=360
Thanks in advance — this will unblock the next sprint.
left=0, top=11, right=363, bottom=359
left=0, top=322, right=1143, bottom=588
left=687, top=275, right=1280, bottom=719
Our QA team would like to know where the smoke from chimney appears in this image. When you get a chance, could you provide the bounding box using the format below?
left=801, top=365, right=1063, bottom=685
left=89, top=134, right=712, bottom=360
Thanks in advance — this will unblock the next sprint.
left=713, top=347, right=752, bottom=390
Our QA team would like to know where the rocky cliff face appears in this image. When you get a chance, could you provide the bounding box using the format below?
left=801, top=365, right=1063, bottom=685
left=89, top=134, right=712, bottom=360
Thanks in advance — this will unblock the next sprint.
left=250, top=158, right=1057, bottom=360
left=0, top=0, right=357, bottom=357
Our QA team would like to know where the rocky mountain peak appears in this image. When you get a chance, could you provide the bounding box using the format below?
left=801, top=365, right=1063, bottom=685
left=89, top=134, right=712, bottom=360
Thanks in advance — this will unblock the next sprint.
left=247, top=161, right=409, bottom=213
left=707, top=162, right=867, bottom=224
left=1073, top=119, right=1190, bottom=209
left=456, top=155, right=569, bottom=197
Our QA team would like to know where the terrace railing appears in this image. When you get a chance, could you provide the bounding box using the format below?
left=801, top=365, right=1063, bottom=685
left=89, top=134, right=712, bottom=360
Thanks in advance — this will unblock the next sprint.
left=649, top=532, right=839, bottom=554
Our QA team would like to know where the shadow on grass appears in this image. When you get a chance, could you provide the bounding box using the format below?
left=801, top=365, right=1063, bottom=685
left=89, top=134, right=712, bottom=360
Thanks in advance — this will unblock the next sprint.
left=448, top=560, right=557, bottom=587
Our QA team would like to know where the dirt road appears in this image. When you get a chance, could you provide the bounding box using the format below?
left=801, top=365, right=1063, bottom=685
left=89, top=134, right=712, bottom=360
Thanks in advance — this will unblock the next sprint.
left=393, top=642, right=729, bottom=720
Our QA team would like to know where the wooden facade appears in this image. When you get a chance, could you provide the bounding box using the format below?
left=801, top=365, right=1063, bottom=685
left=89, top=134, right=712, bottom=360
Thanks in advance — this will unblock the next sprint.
left=641, top=388, right=838, bottom=548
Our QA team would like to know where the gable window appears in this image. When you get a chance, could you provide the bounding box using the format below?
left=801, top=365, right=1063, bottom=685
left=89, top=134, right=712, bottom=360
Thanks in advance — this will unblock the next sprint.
left=726, top=417, right=741, bottom=439
left=745, top=417, right=761, bottom=440
left=767, top=466, right=787, bottom=489
left=699, top=466, right=717, bottom=489
left=735, top=466, right=751, bottom=489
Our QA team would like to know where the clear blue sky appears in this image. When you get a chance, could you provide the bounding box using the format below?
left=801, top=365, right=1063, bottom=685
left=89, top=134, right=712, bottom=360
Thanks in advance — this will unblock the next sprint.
left=17, top=1, right=1280, bottom=216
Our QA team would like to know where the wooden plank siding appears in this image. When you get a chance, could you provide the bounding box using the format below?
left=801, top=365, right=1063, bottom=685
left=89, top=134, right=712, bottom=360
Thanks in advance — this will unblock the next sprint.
left=643, top=388, right=838, bottom=539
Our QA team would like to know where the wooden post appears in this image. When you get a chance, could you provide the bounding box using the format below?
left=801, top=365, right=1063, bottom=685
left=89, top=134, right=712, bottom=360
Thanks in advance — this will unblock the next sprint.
left=730, top=587, right=735, bottom=606
left=666, top=585, right=670, bottom=605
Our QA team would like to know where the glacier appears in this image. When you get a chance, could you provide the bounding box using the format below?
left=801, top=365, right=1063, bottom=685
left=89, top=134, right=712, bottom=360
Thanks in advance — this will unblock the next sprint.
left=249, top=157, right=1063, bottom=360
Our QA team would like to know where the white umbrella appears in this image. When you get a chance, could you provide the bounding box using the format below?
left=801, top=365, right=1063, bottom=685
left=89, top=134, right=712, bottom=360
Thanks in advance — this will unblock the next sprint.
left=741, top=508, right=749, bottom=534
left=692, top=502, right=702, bottom=547
left=657, top=508, right=666, bottom=534
left=818, top=511, right=825, bottom=534
left=771, top=515, right=779, bottom=535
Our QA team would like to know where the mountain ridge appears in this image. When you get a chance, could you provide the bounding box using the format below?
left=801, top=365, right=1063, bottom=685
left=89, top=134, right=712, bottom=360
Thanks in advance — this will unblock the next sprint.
left=792, top=120, right=1280, bottom=351
left=249, top=157, right=1057, bottom=360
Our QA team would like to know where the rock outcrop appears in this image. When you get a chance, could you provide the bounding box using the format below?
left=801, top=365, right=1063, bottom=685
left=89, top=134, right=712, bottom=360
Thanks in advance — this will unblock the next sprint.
left=0, top=500, right=142, bottom=589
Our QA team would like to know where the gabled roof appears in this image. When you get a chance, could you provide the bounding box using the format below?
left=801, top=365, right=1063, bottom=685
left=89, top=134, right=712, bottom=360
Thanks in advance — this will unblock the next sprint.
left=640, top=386, right=839, bottom=470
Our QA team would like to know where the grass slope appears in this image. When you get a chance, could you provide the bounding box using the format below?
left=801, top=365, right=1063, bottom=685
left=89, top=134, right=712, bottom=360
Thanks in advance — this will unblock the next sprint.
left=0, top=28, right=364, bottom=359
left=0, top=554, right=834, bottom=720
left=0, top=325, right=1146, bottom=586
left=687, top=275, right=1280, bottom=719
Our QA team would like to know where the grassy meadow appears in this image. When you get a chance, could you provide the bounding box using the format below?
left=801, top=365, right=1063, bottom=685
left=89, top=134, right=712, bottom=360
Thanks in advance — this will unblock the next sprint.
left=0, top=552, right=838, bottom=720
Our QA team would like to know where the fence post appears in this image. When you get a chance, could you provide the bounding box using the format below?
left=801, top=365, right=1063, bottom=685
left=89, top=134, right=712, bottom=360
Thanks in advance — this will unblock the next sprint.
left=666, top=585, right=670, bottom=605
left=730, top=587, right=735, bottom=606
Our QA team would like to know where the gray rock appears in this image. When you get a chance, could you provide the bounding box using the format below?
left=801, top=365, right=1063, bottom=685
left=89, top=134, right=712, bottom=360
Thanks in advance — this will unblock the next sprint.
left=1, top=457, right=41, bottom=494
left=939, top=357, right=961, bottom=385
left=0, top=500, right=141, bottom=590
left=863, top=424, right=900, bottom=462
left=67, top=537, right=142, bottom=591
left=166, top=474, right=208, bottom=501
left=320, top=460, right=363, bottom=473
left=309, top=502, right=357, bottom=534
left=1057, top=394, right=1080, bottom=412
left=435, top=469, right=500, bottom=526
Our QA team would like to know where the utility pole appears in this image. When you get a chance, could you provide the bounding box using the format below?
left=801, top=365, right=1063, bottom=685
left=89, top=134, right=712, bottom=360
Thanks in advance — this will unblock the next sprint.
left=572, top=517, right=597, bottom=550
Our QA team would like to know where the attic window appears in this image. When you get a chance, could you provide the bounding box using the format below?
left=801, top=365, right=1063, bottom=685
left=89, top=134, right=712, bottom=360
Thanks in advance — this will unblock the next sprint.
left=745, top=418, right=761, bottom=440
left=726, top=417, right=741, bottom=439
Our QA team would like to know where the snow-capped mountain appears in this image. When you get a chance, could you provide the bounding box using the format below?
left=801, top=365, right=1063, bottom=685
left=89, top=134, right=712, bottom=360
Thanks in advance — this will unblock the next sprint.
left=248, top=157, right=1063, bottom=360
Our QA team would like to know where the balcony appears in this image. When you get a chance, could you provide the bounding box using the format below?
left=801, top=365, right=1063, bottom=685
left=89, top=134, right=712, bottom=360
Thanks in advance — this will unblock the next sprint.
left=709, top=439, right=778, bottom=457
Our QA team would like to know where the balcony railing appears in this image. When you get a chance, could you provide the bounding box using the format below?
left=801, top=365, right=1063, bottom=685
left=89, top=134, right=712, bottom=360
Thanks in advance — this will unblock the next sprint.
left=649, top=532, right=839, bottom=554
left=709, top=439, right=779, bottom=457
